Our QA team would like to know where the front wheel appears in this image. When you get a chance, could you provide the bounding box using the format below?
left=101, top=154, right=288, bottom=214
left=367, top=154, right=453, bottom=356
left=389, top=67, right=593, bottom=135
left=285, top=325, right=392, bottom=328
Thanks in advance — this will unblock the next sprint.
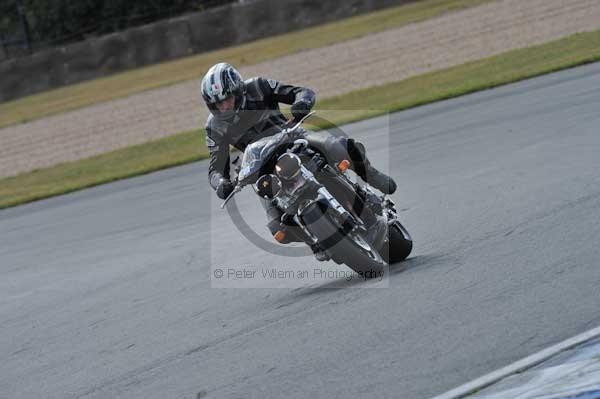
left=301, top=202, right=387, bottom=276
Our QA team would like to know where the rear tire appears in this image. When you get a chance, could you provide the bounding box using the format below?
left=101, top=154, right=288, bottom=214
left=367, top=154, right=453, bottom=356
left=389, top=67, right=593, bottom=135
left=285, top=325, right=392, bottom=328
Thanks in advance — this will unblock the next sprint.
left=380, top=221, right=413, bottom=263
left=301, top=203, right=387, bottom=277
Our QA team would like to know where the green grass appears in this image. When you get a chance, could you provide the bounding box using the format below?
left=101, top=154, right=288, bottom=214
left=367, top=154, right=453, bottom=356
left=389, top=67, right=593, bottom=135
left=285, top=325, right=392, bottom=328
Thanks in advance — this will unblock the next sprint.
left=0, top=0, right=493, bottom=129
left=1, top=30, right=600, bottom=209
left=0, top=131, right=207, bottom=209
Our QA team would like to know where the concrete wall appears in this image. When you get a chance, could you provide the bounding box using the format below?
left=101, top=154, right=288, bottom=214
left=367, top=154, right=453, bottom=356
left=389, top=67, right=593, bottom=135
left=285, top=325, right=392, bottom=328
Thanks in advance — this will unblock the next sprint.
left=0, top=0, right=417, bottom=103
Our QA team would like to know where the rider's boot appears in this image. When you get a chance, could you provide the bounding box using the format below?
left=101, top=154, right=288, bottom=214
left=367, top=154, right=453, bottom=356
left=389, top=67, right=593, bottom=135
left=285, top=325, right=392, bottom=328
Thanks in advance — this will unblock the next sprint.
left=346, top=139, right=397, bottom=195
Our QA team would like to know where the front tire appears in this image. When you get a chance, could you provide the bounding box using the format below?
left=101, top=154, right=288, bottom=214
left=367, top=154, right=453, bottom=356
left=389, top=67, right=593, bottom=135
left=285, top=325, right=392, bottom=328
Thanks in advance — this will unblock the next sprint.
left=301, top=202, right=387, bottom=276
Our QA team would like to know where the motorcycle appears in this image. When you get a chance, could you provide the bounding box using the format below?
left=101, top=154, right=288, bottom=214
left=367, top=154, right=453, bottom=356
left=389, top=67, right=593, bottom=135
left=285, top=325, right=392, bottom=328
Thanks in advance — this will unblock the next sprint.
left=221, top=112, right=412, bottom=276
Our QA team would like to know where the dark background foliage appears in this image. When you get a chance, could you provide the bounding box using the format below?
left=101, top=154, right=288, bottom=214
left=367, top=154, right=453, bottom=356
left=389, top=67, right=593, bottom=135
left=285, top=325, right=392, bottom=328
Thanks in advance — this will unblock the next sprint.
left=0, top=0, right=235, bottom=54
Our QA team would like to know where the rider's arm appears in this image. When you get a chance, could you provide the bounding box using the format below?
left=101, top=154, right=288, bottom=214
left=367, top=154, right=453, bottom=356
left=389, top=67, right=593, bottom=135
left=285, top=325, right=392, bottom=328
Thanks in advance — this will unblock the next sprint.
left=258, top=78, right=316, bottom=121
left=206, top=125, right=232, bottom=196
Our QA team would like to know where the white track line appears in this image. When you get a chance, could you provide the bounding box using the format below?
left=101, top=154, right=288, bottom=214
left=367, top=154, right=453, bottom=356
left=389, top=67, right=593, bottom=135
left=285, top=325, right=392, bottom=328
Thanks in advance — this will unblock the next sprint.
left=431, top=325, right=600, bottom=399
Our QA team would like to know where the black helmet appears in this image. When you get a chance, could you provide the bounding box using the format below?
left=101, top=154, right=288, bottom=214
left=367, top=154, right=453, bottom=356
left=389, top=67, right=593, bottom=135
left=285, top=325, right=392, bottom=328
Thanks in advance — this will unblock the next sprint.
left=201, top=62, right=245, bottom=120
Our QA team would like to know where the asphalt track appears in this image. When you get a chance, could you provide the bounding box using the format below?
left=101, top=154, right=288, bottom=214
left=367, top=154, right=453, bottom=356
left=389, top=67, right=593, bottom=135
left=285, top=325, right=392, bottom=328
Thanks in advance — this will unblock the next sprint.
left=2, top=62, right=600, bottom=399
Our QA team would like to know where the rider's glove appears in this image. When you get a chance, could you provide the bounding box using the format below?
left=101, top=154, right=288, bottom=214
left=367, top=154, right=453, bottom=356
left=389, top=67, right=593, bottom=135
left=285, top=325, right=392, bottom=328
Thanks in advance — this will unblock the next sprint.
left=291, top=100, right=312, bottom=123
left=216, top=178, right=235, bottom=200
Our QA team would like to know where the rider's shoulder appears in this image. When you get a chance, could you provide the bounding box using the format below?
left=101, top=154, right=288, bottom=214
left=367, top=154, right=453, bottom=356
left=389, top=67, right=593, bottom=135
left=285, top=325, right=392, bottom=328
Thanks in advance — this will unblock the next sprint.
left=244, top=76, right=261, bottom=88
left=244, top=77, right=262, bottom=93
left=205, top=115, right=226, bottom=138
left=205, top=113, right=215, bottom=130
left=245, top=77, right=278, bottom=96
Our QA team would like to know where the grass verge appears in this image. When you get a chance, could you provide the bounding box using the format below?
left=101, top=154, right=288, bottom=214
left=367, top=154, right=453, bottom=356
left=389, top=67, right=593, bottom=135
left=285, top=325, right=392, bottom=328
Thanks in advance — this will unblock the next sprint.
left=1, top=30, right=600, bottom=210
left=0, top=132, right=206, bottom=209
left=0, top=0, right=493, bottom=129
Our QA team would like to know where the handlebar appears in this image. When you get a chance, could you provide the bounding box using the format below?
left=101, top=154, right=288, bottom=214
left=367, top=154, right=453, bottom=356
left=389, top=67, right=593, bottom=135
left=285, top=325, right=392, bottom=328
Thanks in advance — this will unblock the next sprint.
left=220, top=183, right=242, bottom=209
left=283, top=111, right=315, bottom=135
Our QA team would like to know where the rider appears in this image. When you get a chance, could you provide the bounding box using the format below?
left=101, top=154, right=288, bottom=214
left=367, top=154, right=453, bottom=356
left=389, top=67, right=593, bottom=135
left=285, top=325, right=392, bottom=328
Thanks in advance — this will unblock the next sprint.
left=201, top=62, right=396, bottom=247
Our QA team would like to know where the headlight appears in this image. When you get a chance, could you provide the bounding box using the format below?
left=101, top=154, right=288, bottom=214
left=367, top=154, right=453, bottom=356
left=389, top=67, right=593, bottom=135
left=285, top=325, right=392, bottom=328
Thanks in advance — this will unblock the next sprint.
left=254, top=174, right=282, bottom=199
left=275, top=153, right=302, bottom=181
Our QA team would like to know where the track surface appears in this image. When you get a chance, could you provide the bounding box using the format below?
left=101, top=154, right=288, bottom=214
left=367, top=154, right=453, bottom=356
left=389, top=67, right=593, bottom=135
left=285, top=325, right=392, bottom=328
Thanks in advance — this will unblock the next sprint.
left=2, top=63, right=600, bottom=399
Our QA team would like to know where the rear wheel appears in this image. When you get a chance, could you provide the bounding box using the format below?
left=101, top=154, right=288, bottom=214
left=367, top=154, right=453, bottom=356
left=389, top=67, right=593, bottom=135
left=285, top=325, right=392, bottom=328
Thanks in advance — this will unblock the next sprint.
left=301, top=202, right=387, bottom=276
left=380, top=221, right=413, bottom=263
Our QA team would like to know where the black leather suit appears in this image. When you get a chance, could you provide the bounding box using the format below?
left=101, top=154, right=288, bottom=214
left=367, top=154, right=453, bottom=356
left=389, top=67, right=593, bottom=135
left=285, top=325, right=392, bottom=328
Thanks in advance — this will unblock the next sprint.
left=205, top=77, right=372, bottom=240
